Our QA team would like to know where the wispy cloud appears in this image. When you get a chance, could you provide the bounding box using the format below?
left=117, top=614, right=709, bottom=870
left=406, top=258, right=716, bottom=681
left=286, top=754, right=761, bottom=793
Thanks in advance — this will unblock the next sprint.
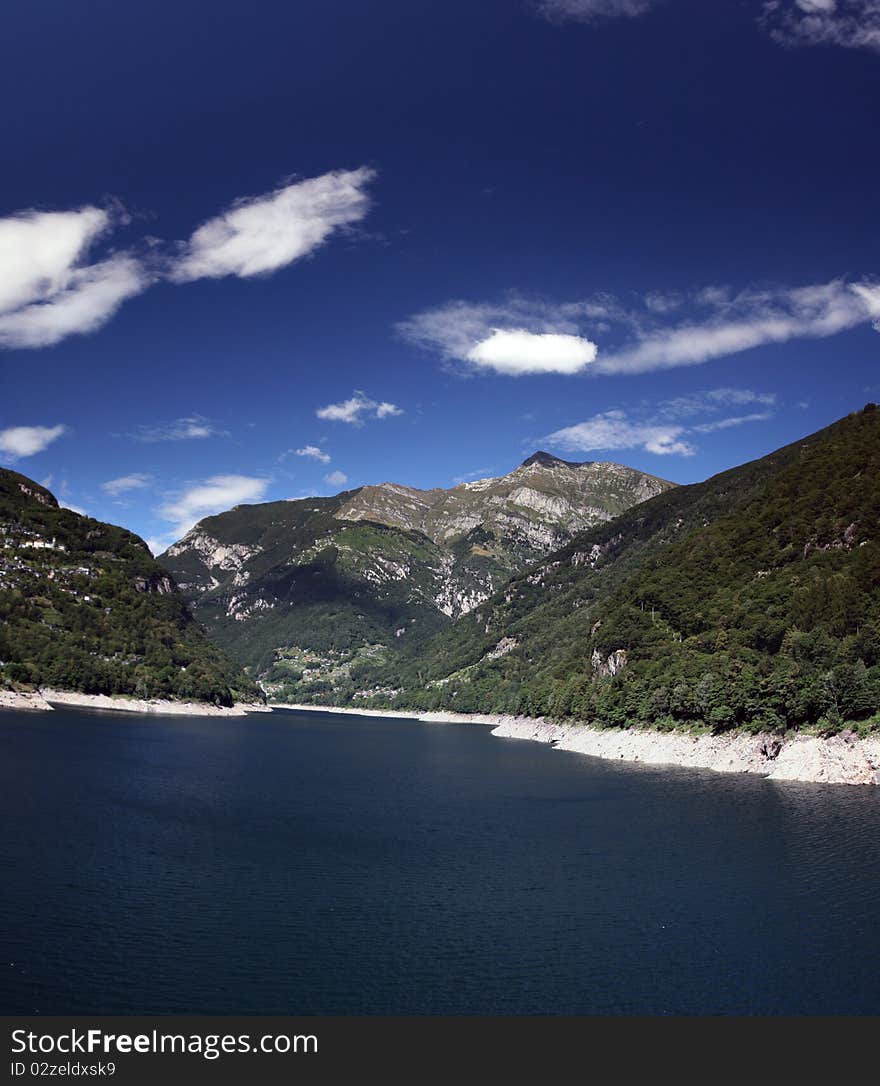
left=316, top=391, right=404, bottom=425
left=536, top=0, right=880, bottom=54
left=131, top=416, right=220, bottom=442
left=536, top=0, right=660, bottom=23
left=293, top=445, right=331, bottom=464
left=169, top=168, right=376, bottom=282
left=0, top=424, right=67, bottom=459
left=101, top=473, right=152, bottom=498
left=548, top=411, right=696, bottom=457
left=324, top=470, right=349, bottom=487
left=452, top=466, right=498, bottom=484
left=0, top=207, right=148, bottom=349
left=60, top=500, right=88, bottom=516
left=0, top=170, right=376, bottom=351
left=692, top=412, right=774, bottom=433
left=656, top=387, right=777, bottom=420
left=158, top=474, right=270, bottom=542
left=762, top=1, right=880, bottom=53
left=545, top=388, right=776, bottom=458
left=402, top=280, right=880, bottom=378
left=600, top=280, right=880, bottom=375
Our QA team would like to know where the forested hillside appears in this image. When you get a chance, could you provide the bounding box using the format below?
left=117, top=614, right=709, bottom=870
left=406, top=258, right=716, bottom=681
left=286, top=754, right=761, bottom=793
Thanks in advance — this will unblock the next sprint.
left=0, top=468, right=260, bottom=705
left=159, top=454, right=672, bottom=698
left=337, top=407, right=880, bottom=736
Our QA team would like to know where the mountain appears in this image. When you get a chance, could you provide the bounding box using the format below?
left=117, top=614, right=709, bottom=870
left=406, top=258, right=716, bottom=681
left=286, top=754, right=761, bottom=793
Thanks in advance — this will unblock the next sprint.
left=0, top=468, right=260, bottom=706
left=158, top=455, right=674, bottom=695
left=337, top=454, right=670, bottom=555
left=353, top=407, right=880, bottom=736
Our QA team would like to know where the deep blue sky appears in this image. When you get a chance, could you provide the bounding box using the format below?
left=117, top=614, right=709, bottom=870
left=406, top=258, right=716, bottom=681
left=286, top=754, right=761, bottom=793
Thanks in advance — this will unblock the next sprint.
left=1, top=0, right=878, bottom=550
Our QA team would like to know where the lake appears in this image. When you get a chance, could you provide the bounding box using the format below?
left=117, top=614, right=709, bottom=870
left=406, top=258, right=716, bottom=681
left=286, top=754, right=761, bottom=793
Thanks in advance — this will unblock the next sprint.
left=1, top=705, right=879, bottom=1015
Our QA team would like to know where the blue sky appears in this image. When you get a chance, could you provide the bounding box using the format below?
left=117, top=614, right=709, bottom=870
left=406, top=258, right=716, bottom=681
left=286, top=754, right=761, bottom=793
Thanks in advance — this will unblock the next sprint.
left=1, top=0, right=878, bottom=552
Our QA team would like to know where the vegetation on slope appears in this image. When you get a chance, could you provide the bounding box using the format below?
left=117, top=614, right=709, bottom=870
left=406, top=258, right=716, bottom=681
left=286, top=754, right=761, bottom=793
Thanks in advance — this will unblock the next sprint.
left=0, top=469, right=260, bottom=705
left=333, top=407, right=880, bottom=736
left=159, top=457, right=672, bottom=699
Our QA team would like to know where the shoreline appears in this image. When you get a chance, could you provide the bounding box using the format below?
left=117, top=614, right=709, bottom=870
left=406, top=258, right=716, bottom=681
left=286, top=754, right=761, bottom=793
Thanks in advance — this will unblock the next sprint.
left=0, top=688, right=272, bottom=717
left=273, top=703, right=880, bottom=786
left=5, top=689, right=878, bottom=784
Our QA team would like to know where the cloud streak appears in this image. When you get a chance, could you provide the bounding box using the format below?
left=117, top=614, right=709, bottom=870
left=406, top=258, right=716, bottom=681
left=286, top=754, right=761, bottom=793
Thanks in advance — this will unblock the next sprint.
left=0, top=207, right=148, bottom=349
left=402, top=279, right=880, bottom=378
left=0, top=424, right=67, bottom=459
left=131, top=416, right=220, bottom=442
left=545, top=388, right=775, bottom=457
left=599, top=280, right=880, bottom=375
left=158, top=474, right=270, bottom=541
left=762, top=0, right=880, bottom=53
left=169, top=168, right=376, bottom=282
left=0, top=168, right=376, bottom=350
left=536, top=0, right=660, bottom=22
left=101, top=473, right=152, bottom=498
left=316, top=391, right=403, bottom=425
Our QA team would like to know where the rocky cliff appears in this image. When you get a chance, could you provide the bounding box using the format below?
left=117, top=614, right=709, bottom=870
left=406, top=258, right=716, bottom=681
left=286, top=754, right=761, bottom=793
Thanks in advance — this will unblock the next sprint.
left=159, top=454, right=674, bottom=696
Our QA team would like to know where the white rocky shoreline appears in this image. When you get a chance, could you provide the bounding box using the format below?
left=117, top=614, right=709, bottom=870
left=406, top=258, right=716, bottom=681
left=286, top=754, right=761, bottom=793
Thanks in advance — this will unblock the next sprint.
left=272, top=702, right=880, bottom=787
left=4, top=687, right=878, bottom=784
left=0, top=688, right=272, bottom=717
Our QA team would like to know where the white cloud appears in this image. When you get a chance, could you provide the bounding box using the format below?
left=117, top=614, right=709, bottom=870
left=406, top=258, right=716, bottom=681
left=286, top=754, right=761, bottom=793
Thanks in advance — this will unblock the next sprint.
left=547, top=411, right=696, bottom=457
left=403, top=279, right=880, bottom=378
left=158, top=474, right=270, bottom=540
left=0, top=424, right=66, bottom=459
left=324, top=470, right=349, bottom=487
left=60, top=500, right=88, bottom=516
left=536, top=0, right=659, bottom=22
left=398, top=295, right=615, bottom=375
left=170, top=168, right=376, bottom=283
left=316, top=391, right=404, bottom=425
left=692, top=412, right=774, bottom=433
left=294, top=445, right=331, bottom=464
left=0, top=206, right=148, bottom=349
left=101, top=473, right=152, bottom=498
left=762, top=0, right=880, bottom=52
left=132, top=416, right=219, bottom=442
left=657, top=388, right=777, bottom=419
left=466, top=328, right=597, bottom=375
left=546, top=388, right=777, bottom=459
left=597, top=279, right=880, bottom=375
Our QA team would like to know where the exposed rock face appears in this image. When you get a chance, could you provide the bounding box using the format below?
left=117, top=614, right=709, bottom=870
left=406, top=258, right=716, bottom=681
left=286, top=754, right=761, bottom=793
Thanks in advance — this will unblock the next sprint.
left=338, top=455, right=673, bottom=553
left=490, top=717, right=880, bottom=786
left=159, top=454, right=674, bottom=696
left=591, top=648, right=628, bottom=677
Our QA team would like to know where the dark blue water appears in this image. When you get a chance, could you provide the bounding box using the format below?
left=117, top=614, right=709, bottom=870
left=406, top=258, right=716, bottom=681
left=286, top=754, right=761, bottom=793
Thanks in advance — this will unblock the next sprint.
left=1, top=705, right=879, bottom=1015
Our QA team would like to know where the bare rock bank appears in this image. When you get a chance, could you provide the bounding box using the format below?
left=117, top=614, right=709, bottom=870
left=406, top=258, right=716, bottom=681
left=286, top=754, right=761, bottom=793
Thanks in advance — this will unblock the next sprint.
left=0, top=689, right=53, bottom=712
left=491, top=717, right=880, bottom=787
left=0, top=688, right=272, bottom=717
left=277, top=703, right=880, bottom=786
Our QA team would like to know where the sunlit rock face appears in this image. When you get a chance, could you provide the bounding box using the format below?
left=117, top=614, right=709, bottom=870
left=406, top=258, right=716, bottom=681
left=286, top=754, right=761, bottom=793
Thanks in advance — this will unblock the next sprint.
left=158, top=454, right=674, bottom=693
left=337, top=453, right=674, bottom=553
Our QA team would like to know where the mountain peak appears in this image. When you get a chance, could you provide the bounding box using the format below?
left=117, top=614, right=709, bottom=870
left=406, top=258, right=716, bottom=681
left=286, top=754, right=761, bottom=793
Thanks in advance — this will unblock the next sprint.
left=520, top=450, right=590, bottom=469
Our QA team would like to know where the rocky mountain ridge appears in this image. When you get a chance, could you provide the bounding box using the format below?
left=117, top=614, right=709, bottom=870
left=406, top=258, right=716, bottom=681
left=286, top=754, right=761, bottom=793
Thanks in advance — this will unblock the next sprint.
left=343, top=407, right=880, bottom=740
left=159, top=453, right=674, bottom=691
left=337, top=454, right=672, bottom=555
